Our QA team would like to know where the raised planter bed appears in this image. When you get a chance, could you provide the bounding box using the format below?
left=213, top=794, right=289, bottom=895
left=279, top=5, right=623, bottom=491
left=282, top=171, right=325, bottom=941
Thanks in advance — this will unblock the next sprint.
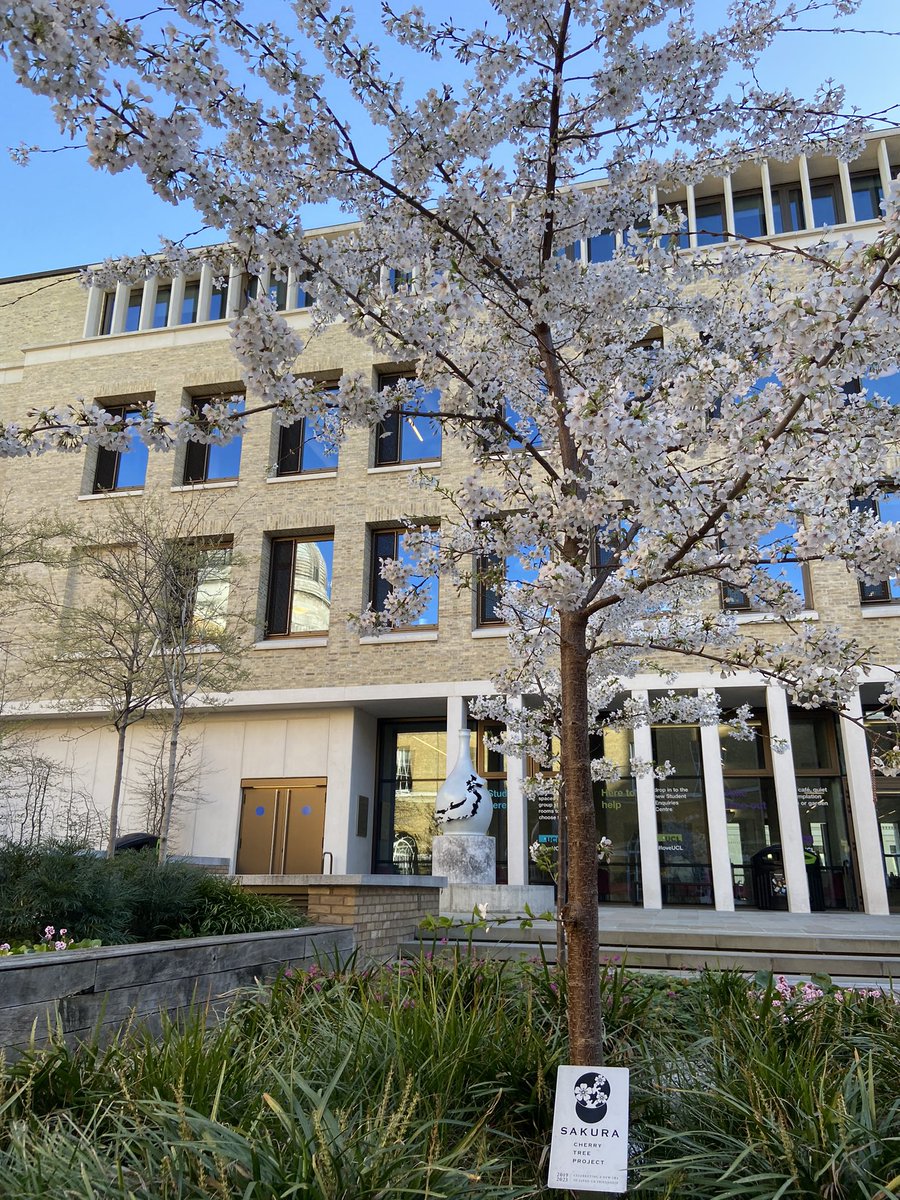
left=0, top=924, right=352, bottom=1054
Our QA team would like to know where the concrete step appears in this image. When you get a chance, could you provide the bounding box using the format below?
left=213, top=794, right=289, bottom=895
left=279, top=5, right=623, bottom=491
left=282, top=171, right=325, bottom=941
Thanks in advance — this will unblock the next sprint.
left=402, top=939, right=900, bottom=978
left=425, top=920, right=900, bottom=959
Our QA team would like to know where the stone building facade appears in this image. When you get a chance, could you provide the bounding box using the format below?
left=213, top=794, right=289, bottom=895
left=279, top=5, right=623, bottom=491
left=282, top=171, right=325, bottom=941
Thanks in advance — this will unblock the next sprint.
left=1, top=131, right=898, bottom=916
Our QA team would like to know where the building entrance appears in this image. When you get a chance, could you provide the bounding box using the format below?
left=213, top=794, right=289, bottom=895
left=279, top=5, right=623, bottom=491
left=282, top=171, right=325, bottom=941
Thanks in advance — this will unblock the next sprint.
left=236, top=778, right=327, bottom=874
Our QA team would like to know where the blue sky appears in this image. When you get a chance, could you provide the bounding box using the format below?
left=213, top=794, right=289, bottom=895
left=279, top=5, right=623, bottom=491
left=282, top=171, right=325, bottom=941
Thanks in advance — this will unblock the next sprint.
left=1, top=0, right=898, bottom=278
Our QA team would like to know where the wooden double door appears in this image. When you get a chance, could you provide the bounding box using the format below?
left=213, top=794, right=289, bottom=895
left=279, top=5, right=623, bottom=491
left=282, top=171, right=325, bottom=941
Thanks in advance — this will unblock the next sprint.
left=236, top=777, right=326, bottom=874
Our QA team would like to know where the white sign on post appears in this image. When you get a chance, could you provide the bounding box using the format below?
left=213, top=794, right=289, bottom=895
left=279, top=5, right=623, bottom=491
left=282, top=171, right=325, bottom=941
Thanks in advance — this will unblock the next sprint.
left=547, top=1065, right=630, bottom=1193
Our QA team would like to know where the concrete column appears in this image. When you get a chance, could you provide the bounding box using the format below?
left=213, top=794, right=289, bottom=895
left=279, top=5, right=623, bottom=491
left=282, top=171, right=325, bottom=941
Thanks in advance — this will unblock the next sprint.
left=723, top=174, right=735, bottom=241
left=139, top=276, right=158, bottom=331
left=760, top=160, right=776, bottom=236
left=877, top=139, right=893, bottom=196
left=504, top=697, right=528, bottom=886
left=839, top=690, right=889, bottom=914
left=286, top=267, right=299, bottom=310
left=837, top=159, right=855, bottom=224
left=686, top=184, right=697, bottom=249
left=699, top=691, right=735, bottom=911
left=798, top=155, right=814, bottom=231
left=83, top=286, right=104, bottom=338
left=167, top=273, right=186, bottom=328
left=446, top=695, right=466, bottom=747
left=225, top=262, right=242, bottom=319
left=632, top=691, right=662, bottom=908
left=110, top=281, right=130, bottom=335
left=197, top=263, right=214, bottom=324
left=766, top=685, right=811, bottom=912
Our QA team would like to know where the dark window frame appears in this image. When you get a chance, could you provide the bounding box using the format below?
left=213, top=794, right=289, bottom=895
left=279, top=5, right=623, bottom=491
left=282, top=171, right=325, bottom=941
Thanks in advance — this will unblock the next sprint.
left=92, top=403, right=150, bottom=494
left=374, top=373, right=442, bottom=467
left=264, top=534, right=334, bottom=638
left=275, top=385, right=339, bottom=477
left=369, top=526, right=439, bottom=629
left=182, top=392, right=245, bottom=485
left=720, top=525, right=811, bottom=613
left=852, top=493, right=900, bottom=605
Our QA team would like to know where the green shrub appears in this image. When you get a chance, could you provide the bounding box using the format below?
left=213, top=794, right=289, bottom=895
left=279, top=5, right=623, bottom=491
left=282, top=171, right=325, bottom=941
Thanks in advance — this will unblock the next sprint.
left=0, top=842, right=301, bottom=946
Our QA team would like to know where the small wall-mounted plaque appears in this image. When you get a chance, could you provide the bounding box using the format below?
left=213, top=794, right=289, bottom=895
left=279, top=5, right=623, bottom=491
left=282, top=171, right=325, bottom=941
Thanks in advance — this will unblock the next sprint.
left=356, top=794, right=370, bottom=838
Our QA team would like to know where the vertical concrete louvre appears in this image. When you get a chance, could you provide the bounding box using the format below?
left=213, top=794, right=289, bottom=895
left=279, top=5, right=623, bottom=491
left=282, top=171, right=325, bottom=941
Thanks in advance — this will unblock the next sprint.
left=760, top=160, right=776, bottom=236
left=798, top=155, right=815, bottom=231
left=633, top=690, right=662, bottom=909
left=197, top=262, right=214, bottom=323
left=699, top=690, right=735, bottom=912
left=110, top=281, right=130, bottom=335
left=837, top=160, right=855, bottom=224
left=167, top=274, right=186, bottom=329
left=723, top=174, right=735, bottom=240
left=505, top=696, right=528, bottom=886
left=766, top=685, right=811, bottom=913
left=686, top=183, right=698, bottom=249
left=840, top=691, right=890, bottom=914
left=877, top=138, right=893, bottom=195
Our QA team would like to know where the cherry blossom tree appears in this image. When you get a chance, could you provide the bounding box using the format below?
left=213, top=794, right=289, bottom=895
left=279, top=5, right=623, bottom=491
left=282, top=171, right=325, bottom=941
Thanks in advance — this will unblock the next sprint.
left=2, top=0, right=900, bottom=1061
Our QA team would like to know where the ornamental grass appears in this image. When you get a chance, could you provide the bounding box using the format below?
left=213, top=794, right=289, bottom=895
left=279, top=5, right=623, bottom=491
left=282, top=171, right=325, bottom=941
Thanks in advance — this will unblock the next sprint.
left=0, top=955, right=897, bottom=1198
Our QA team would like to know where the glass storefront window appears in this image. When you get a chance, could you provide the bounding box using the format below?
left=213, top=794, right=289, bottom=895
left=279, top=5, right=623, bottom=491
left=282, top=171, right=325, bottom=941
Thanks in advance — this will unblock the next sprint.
left=374, top=722, right=446, bottom=875
left=652, top=726, right=713, bottom=905
left=374, top=720, right=505, bottom=880
left=473, top=723, right=508, bottom=884
left=723, top=776, right=782, bottom=906
left=594, top=729, right=641, bottom=904
left=866, top=718, right=900, bottom=911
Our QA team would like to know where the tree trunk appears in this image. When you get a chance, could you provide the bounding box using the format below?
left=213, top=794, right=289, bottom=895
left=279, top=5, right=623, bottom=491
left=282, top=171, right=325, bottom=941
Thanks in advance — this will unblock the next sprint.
left=157, top=708, right=183, bottom=864
left=556, top=776, right=568, bottom=970
left=558, top=609, right=604, bottom=1065
left=106, top=720, right=128, bottom=858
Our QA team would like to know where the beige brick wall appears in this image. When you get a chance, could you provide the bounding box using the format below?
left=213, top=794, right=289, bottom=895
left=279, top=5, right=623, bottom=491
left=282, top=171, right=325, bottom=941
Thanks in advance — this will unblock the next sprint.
left=1, top=257, right=897, bottom=708
left=301, top=883, right=440, bottom=961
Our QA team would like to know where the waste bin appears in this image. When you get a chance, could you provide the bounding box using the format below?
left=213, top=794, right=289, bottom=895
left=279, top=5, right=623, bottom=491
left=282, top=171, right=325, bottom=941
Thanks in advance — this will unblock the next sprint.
left=751, top=844, right=826, bottom=910
left=750, top=845, right=789, bottom=910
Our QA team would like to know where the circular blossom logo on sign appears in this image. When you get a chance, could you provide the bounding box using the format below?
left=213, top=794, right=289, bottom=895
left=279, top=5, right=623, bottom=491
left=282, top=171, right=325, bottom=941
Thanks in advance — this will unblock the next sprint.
left=573, top=1072, right=611, bottom=1122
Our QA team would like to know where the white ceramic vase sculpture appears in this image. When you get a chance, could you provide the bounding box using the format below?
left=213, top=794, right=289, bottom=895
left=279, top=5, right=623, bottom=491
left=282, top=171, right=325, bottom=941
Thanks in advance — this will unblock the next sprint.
left=434, top=729, right=492, bottom=834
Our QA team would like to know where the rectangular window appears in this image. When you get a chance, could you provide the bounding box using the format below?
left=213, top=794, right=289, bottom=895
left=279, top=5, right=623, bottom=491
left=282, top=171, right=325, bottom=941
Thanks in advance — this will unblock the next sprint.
left=294, top=275, right=315, bottom=309
left=587, top=231, right=616, bottom=262
left=850, top=172, right=883, bottom=222
left=721, top=522, right=810, bottom=612
left=732, top=191, right=767, bottom=238
left=854, top=493, right=900, bottom=603
left=771, top=185, right=806, bottom=234
left=265, top=536, right=333, bottom=637
left=93, top=404, right=149, bottom=493
left=268, top=277, right=289, bottom=311
left=477, top=550, right=541, bottom=626
left=694, top=197, right=726, bottom=246
left=180, top=280, right=200, bottom=324
left=152, top=283, right=171, bottom=329
left=810, top=180, right=844, bottom=228
left=388, top=267, right=414, bottom=294
left=183, top=394, right=244, bottom=483
left=190, top=544, right=232, bottom=637
left=124, top=287, right=143, bottom=333
left=98, top=291, right=115, bottom=336
left=209, top=281, right=228, bottom=321
left=375, top=374, right=441, bottom=466
left=370, top=528, right=439, bottom=627
left=276, top=404, right=338, bottom=476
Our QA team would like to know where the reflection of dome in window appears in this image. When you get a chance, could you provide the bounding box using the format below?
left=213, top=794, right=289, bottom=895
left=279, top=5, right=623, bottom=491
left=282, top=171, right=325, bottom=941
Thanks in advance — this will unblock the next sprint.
left=290, top=542, right=331, bottom=633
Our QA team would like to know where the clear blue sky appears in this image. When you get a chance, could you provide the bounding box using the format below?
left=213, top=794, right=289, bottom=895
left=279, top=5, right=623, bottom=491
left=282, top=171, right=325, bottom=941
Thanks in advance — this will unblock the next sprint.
left=1, top=1, right=898, bottom=278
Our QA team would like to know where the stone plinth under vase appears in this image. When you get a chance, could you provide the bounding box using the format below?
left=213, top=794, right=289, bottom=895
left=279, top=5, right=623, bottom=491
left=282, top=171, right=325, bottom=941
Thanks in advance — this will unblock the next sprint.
left=432, top=832, right=496, bottom=887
